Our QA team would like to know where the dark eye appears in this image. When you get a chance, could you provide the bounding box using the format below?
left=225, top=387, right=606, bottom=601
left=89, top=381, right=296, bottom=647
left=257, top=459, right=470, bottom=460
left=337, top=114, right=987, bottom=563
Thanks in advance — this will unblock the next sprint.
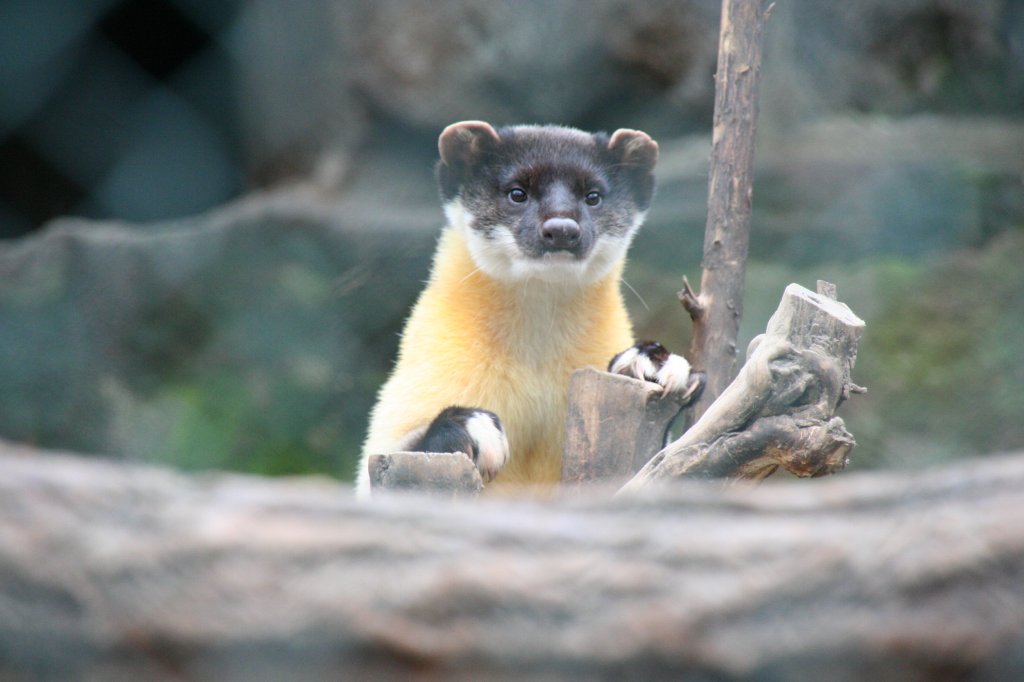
left=585, top=190, right=602, bottom=207
left=508, top=187, right=528, bottom=204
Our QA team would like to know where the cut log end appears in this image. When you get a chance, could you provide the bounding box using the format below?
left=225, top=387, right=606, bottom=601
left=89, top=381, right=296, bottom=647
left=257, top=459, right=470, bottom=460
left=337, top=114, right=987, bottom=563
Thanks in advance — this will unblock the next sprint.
left=777, top=282, right=865, bottom=330
left=368, top=452, right=483, bottom=497
left=817, top=279, right=838, bottom=300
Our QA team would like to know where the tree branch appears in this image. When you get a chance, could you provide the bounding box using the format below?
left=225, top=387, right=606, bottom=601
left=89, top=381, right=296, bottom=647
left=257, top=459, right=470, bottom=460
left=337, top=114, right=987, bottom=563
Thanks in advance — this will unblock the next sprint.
left=687, top=0, right=773, bottom=420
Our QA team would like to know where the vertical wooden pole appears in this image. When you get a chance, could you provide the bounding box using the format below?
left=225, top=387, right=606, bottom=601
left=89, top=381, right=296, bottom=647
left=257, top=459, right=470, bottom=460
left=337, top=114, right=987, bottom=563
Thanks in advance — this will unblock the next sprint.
left=681, top=0, right=773, bottom=421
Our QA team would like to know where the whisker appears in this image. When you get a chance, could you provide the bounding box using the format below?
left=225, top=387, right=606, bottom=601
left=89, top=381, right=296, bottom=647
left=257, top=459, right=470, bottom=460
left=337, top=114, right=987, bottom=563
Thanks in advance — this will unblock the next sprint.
left=621, top=278, right=649, bottom=311
left=459, top=266, right=483, bottom=284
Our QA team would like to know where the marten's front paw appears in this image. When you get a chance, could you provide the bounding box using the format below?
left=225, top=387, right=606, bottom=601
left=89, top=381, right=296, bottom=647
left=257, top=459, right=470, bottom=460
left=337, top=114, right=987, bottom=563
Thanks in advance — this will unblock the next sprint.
left=609, top=341, right=705, bottom=405
left=413, top=406, right=509, bottom=482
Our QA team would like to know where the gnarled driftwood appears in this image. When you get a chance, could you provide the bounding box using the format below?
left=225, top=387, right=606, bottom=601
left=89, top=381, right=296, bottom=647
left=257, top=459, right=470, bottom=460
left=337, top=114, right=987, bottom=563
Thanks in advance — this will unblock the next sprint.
left=620, top=281, right=864, bottom=492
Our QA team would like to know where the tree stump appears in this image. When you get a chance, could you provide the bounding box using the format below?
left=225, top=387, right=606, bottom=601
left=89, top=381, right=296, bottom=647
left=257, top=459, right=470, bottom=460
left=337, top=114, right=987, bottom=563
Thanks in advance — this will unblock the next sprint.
left=561, top=369, right=689, bottom=487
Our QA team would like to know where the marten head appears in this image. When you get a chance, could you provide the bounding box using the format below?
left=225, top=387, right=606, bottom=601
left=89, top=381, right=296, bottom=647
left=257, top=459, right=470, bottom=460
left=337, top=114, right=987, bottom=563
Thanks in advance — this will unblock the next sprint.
left=436, top=121, right=658, bottom=284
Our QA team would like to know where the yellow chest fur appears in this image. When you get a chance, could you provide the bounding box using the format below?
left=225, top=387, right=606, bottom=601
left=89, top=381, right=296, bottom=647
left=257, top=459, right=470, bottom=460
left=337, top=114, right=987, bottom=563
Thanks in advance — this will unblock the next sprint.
left=361, top=227, right=634, bottom=490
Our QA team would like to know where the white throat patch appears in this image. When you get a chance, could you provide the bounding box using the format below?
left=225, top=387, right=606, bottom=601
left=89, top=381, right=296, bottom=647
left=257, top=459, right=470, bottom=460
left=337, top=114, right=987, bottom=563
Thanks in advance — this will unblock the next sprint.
left=444, top=200, right=643, bottom=286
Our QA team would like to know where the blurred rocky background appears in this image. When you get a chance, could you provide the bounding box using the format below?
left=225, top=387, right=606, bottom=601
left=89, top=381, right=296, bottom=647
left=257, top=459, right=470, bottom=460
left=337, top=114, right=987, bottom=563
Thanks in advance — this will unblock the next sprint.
left=1, top=0, right=1022, bottom=479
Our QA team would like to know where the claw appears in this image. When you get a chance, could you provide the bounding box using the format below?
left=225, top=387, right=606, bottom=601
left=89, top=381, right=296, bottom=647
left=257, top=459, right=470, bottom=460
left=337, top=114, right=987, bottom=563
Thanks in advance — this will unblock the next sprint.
left=654, top=352, right=692, bottom=395
left=679, top=371, right=706, bottom=406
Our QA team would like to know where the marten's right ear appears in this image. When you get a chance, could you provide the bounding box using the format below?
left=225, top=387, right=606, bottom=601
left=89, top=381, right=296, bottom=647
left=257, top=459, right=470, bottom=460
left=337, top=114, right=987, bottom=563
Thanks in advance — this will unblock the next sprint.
left=607, top=128, right=659, bottom=174
left=439, top=121, right=500, bottom=167
left=607, top=128, right=659, bottom=210
left=437, top=121, right=500, bottom=201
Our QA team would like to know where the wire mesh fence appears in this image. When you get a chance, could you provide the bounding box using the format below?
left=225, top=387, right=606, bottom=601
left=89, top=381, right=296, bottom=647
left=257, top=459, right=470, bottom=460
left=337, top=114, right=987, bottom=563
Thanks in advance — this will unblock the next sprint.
left=0, top=0, right=246, bottom=238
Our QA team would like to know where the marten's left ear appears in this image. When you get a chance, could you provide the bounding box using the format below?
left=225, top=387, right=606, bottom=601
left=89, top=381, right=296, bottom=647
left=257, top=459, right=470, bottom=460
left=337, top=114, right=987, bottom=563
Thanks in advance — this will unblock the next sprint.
left=607, top=129, right=659, bottom=174
left=607, top=129, right=658, bottom=209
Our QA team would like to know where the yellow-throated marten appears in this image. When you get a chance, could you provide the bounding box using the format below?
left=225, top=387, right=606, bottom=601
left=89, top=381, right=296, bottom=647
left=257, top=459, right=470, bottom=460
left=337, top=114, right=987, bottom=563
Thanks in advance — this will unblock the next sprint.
left=356, top=121, right=702, bottom=495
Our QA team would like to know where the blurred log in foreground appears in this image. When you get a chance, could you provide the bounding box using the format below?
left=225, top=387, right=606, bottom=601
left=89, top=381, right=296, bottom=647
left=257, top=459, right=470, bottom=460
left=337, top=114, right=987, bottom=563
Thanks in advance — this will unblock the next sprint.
left=1, top=441, right=1023, bottom=681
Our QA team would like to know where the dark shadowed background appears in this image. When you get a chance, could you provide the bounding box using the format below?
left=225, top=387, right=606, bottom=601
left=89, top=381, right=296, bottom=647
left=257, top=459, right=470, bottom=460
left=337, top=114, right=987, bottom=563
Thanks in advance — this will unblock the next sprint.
left=1, top=0, right=1022, bottom=480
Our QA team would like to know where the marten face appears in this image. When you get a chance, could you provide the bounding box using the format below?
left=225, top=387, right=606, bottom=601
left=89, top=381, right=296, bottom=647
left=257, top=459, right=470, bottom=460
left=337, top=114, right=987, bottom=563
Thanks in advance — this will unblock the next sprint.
left=436, top=122, right=658, bottom=284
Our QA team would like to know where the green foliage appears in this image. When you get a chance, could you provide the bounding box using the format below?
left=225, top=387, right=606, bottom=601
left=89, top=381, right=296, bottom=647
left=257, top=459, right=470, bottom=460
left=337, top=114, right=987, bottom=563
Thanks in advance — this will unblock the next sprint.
left=748, top=230, right=1024, bottom=469
left=111, top=368, right=367, bottom=478
left=857, top=229, right=1024, bottom=464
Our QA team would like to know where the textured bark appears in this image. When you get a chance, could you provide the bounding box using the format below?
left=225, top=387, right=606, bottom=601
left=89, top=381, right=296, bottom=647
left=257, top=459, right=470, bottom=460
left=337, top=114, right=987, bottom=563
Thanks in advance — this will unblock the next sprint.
left=1, top=441, right=1023, bottom=681
left=683, top=0, right=773, bottom=420
left=624, top=283, right=864, bottom=491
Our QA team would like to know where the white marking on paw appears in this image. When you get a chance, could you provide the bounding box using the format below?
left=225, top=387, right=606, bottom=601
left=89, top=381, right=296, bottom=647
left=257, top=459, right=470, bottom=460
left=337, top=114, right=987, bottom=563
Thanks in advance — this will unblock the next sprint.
left=608, top=347, right=637, bottom=375
left=656, top=353, right=692, bottom=395
left=464, top=412, right=509, bottom=482
left=610, top=346, right=658, bottom=382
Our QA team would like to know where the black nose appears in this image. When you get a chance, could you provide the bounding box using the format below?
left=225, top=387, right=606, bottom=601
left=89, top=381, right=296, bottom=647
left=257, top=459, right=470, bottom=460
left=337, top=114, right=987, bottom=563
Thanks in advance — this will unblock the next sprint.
left=540, top=218, right=582, bottom=250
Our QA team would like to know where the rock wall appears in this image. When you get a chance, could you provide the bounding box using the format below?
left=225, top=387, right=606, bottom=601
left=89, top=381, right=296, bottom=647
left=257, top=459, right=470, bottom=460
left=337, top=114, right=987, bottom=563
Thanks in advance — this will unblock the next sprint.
left=233, top=0, right=1024, bottom=183
left=0, top=191, right=434, bottom=476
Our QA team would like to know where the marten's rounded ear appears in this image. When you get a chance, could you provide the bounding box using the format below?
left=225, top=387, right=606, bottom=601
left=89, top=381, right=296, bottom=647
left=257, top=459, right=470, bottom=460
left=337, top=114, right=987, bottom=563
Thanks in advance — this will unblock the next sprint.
left=607, top=129, right=659, bottom=173
left=438, top=121, right=501, bottom=167
left=437, top=121, right=500, bottom=201
left=607, top=129, right=658, bottom=210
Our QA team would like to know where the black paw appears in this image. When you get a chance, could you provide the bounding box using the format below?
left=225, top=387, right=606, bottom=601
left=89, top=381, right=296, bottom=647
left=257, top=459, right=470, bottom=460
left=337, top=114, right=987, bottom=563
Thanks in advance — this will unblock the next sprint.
left=413, top=406, right=509, bottom=482
left=609, top=341, right=704, bottom=405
